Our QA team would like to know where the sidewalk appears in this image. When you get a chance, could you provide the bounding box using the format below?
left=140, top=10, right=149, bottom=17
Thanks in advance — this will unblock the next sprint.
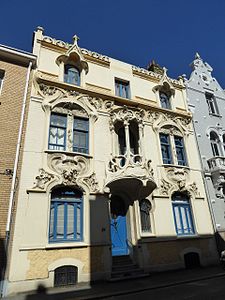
left=5, top=266, right=225, bottom=300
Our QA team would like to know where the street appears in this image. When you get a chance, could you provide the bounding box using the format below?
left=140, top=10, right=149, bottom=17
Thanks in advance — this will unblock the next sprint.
left=106, top=276, right=225, bottom=300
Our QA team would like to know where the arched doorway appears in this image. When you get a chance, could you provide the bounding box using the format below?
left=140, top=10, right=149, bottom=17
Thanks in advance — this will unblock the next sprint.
left=110, top=195, right=128, bottom=256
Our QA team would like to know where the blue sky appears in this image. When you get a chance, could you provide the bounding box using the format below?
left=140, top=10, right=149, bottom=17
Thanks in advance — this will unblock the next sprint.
left=1, top=0, right=225, bottom=85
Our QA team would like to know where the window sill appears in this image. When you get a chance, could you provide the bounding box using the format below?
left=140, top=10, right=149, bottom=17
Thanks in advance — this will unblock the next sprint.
left=162, top=164, right=189, bottom=169
left=46, top=242, right=89, bottom=249
left=140, top=233, right=156, bottom=238
left=45, top=150, right=93, bottom=159
left=209, top=113, right=222, bottom=118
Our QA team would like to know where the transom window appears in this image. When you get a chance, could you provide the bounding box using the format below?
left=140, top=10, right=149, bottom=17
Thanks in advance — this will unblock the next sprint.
left=49, top=188, right=83, bottom=242
left=205, top=93, right=219, bottom=115
left=159, top=132, right=187, bottom=166
left=159, top=91, right=171, bottom=109
left=115, top=79, right=130, bottom=99
left=172, top=192, right=195, bottom=236
left=49, top=112, right=89, bottom=154
left=139, top=199, right=152, bottom=233
left=64, top=65, right=80, bottom=86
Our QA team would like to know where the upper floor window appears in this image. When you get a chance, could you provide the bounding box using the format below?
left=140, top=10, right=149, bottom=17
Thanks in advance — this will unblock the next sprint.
left=139, top=199, right=152, bottom=233
left=159, top=91, right=171, bottom=109
left=159, top=131, right=187, bottom=166
left=49, top=187, right=83, bottom=242
left=115, top=79, right=130, bottom=99
left=64, top=65, right=80, bottom=86
left=49, top=113, right=67, bottom=151
left=206, top=93, right=219, bottom=115
left=0, top=70, right=5, bottom=95
left=49, top=112, right=89, bottom=154
left=210, top=131, right=221, bottom=157
left=172, top=192, right=195, bottom=236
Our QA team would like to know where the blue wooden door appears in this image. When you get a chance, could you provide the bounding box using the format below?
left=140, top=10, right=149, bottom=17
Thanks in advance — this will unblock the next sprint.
left=111, top=215, right=128, bottom=256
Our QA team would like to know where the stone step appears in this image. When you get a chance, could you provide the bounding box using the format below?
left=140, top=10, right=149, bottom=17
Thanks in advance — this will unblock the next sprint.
left=112, top=264, right=140, bottom=273
left=112, top=255, right=133, bottom=265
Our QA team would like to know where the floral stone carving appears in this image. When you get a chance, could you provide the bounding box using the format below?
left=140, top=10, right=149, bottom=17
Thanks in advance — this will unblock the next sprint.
left=33, top=168, right=56, bottom=190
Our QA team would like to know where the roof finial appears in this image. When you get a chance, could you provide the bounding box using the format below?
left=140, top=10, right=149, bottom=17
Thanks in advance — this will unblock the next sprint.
left=72, top=34, right=79, bottom=46
left=195, top=52, right=201, bottom=59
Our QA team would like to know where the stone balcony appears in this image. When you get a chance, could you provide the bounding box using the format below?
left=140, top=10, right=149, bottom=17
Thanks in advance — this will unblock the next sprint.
left=207, top=156, right=225, bottom=198
left=105, top=153, right=157, bottom=200
left=207, top=156, right=225, bottom=174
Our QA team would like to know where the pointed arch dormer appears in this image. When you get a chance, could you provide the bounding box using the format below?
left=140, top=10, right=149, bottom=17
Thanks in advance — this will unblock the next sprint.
left=153, top=67, right=175, bottom=110
left=56, top=35, right=89, bottom=86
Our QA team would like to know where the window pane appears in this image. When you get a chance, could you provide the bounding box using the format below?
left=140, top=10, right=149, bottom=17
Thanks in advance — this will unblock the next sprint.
left=67, top=204, right=74, bottom=239
left=160, top=133, right=173, bottom=164
left=73, top=118, right=89, bottom=154
left=115, top=80, right=130, bottom=99
left=64, top=65, right=80, bottom=85
left=56, top=204, right=64, bottom=239
left=174, top=136, right=187, bottom=166
left=49, top=114, right=67, bottom=150
left=160, top=92, right=171, bottom=109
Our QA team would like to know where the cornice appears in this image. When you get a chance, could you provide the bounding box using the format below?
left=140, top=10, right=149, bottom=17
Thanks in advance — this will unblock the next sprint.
left=41, top=35, right=110, bottom=67
left=132, top=66, right=185, bottom=90
left=34, top=72, right=192, bottom=120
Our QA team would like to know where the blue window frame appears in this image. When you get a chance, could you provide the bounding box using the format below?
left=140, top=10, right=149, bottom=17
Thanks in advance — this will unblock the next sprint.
left=174, top=136, right=187, bottom=166
left=73, top=117, right=89, bottom=154
left=172, top=192, right=195, bottom=236
left=160, top=133, right=173, bottom=164
left=159, top=91, right=171, bottom=109
left=64, top=65, right=80, bottom=86
left=49, top=188, right=83, bottom=242
left=115, top=79, right=130, bottom=99
left=49, top=113, right=67, bottom=150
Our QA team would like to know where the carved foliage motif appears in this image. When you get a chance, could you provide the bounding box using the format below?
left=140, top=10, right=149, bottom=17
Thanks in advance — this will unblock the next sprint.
left=148, top=110, right=192, bottom=134
left=33, top=168, right=56, bottom=190
left=32, top=154, right=99, bottom=193
left=110, top=106, right=145, bottom=126
left=159, top=167, right=200, bottom=197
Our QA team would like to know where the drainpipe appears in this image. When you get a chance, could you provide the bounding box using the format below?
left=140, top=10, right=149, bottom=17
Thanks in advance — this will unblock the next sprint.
left=1, top=61, right=32, bottom=297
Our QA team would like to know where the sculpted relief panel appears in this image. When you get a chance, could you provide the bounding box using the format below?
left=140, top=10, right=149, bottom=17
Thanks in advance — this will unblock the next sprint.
left=31, top=153, right=99, bottom=194
left=159, top=167, right=200, bottom=198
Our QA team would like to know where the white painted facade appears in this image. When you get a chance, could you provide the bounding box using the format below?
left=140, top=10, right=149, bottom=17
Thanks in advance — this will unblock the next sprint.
left=5, top=28, right=218, bottom=296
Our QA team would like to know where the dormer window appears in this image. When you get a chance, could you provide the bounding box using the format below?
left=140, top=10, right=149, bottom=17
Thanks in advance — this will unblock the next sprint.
left=56, top=35, right=88, bottom=87
left=159, top=91, right=171, bottom=109
left=64, top=65, right=80, bottom=86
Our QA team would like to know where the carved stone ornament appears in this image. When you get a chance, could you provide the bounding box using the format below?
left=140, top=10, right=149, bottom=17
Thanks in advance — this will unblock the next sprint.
left=159, top=167, right=200, bottom=197
left=33, top=168, right=56, bottom=190
left=110, top=105, right=146, bottom=126
left=147, top=110, right=192, bottom=134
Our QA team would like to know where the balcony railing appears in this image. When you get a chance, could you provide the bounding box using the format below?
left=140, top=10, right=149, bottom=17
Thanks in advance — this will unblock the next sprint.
left=207, top=156, right=225, bottom=173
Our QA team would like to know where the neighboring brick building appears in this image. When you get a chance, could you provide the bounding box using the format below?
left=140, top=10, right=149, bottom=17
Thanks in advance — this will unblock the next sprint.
left=4, top=28, right=218, bottom=296
left=0, top=44, right=36, bottom=293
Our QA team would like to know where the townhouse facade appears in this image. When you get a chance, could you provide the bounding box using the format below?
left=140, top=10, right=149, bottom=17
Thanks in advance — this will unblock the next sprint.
left=186, top=53, right=225, bottom=252
left=0, top=45, right=36, bottom=293
left=4, top=28, right=218, bottom=295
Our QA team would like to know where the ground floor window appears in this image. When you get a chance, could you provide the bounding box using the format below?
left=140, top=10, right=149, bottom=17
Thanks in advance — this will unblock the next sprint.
left=54, top=266, right=78, bottom=287
left=172, top=192, right=195, bottom=236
